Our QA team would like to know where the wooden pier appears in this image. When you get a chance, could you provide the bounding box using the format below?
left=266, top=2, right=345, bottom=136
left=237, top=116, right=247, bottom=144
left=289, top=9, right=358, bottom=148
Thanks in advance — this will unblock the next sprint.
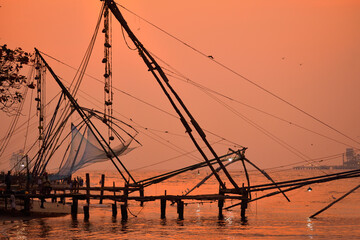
left=0, top=173, right=249, bottom=221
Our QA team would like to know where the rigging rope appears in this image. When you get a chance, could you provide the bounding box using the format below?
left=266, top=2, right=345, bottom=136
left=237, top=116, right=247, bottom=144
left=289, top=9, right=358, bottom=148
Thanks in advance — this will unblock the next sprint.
left=30, top=3, right=106, bottom=178
left=149, top=45, right=358, bottom=150
left=115, top=2, right=360, bottom=147
left=34, top=51, right=243, bottom=166
left=35, top=51, right=347, bottom=173
left=0, top=67, right=31, bottom=160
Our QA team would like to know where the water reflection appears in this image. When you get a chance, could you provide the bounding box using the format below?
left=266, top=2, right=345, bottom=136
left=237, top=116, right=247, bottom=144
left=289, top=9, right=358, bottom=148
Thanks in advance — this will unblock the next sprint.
left=71, top=218, right=79, bottom=229
left=120, top=221, right=128, bottom=233
left=217, top=219, right=226, bottom=227
left=83, top=220, right=91, bottom=233
left=176, top=219, right=184, bottom=226
left=3, top=170, right=359, bottom=239
left=306, top=218, right=314, bottom=239
left=307, top=218, right=314, bottom=231
left=160, top=219, right=167, bottom=226
left=240, top=217, right=248, bottom=226
left=37, top=219, right=52, bottom=238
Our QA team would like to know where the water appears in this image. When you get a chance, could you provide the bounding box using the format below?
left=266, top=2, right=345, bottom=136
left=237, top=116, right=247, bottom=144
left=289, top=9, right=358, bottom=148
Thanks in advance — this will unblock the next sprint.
left=1, top=169, right=360, bottom=239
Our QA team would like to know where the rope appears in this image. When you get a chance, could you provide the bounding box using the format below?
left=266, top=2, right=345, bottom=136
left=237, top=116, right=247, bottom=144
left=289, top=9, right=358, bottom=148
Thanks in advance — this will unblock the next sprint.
left=23, top=79, right=34, bottom=152
left=121, top=26, right=137, bottom=50
left=115, top=2, right=360, bottom=147
left=127, top=203, right=145, bottom=218
left=0, top=76, right=29, bottom=159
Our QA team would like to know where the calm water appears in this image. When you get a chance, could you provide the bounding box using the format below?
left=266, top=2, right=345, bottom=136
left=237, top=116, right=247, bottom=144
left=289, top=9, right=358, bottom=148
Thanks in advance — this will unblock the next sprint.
left=1, top=169, right=359, bottom=239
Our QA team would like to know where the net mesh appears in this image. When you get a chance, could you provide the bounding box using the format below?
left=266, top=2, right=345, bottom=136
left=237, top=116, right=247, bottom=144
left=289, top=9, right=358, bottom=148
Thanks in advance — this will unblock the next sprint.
left=51, top=124, right=135, bottom=180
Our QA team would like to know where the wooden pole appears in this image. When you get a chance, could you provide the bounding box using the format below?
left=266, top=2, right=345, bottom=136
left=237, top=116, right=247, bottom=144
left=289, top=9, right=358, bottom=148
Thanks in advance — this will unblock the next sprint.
left=123, top=182, right=129, bottom=205
left=112, top=203, right=117, bottom=217
left=86, top=173, right=90, bottom=204
left=99, top=174, right=105, bottom=204
left=177, top=200, right=184, bottom=220
left=120, top=204, right=128, bottom=221
left=120, top=181, right=129, bottom=221
left=113, top=181, right=116, bottom=197
left=139, top=186, right=144, bottom=207
left=83, top=205, right=89, bottom=220
left=71, top=197, right=78, bottom=219
left=160, top=198, right=166, bottom=219
left=310, top=184, right=360, bottom=218
left=218, top=198, right=224, bottom=220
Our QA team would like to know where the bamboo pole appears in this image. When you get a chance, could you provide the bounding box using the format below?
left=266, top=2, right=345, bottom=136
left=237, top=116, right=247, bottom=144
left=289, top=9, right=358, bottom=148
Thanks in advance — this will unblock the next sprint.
left=310, top=184, right=360, bottom=218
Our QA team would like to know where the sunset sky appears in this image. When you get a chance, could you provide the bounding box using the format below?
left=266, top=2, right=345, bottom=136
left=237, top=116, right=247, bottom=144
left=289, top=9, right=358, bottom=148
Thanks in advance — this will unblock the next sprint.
left=1, top=0, right=360, bottom=176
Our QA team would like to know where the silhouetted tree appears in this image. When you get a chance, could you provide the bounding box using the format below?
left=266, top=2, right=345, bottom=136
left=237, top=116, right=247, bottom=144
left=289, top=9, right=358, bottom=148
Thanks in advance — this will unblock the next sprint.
left=0, top=44, right=32, bottom=113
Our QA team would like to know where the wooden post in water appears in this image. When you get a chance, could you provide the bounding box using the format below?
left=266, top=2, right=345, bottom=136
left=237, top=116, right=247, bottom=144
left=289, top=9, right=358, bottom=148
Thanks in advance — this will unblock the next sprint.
left=160, top=198, right=166, bottom=219
left=120, top=182, right=129, bottom=221
left=120, top=204, right=128, bottom=221
left=99, top=174, right=105, bottom=204
left=83, top=205, right=89, bottom=220
left=112, top=203, right=117, bottom=217
left=161, top=190, right=167, bottom=219
left=112, top=181, right=117, bottom=218
left=177, top=200, right=184, bottom=220
left=71, top=197, right=78, bottom=219
left=218, top=198, right=224, bottom=220
left=86, top=173, right=90, bottom=204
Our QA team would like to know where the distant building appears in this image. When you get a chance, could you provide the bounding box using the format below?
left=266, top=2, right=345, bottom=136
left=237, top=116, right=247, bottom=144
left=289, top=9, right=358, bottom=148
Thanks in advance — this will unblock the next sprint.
left=10, top=150, right=26, bottom=172
left=294, top=148, right=360, bottom=170
left=344, top=148, right=360, bottom=169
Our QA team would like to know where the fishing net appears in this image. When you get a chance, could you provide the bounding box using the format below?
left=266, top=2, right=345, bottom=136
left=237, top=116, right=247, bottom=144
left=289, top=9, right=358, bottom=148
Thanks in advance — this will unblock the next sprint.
left=51, top=124, right=135, bottom=180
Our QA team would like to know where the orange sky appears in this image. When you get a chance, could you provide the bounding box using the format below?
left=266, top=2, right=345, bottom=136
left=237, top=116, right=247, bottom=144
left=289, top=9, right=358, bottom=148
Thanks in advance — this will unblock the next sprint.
left=1, top=0, right=360, bottom=174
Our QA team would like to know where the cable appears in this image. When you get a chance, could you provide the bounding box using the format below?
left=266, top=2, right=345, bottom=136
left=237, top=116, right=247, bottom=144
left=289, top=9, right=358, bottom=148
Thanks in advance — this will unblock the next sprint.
left=116, top=2, right=360, bottom=147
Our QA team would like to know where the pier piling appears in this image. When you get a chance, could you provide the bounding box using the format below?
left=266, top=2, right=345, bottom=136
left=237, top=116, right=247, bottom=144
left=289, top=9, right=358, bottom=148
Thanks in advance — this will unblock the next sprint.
left=112, top=203, right=117, bottom=217
left=160, top=198, right=166, bottom=219
left=83, top=205, right=89, bottom=220
left=120, top=204, right=128, bottom=221
left=177, top=200, right=184, bottom=220
left=86, top=173, right=90, bottom=204
left=218, top=199, right=224, bottom=220
left=99, top=174, right=105, bottom=204
left=71, top=198, right=78, bottom=219
left=240, top=198, right=248, bottom=221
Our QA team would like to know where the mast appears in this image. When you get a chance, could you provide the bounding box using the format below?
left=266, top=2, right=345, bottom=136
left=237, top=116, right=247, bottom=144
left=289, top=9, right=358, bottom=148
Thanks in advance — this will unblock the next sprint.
left=34, top=54, right=46, bottom=144
left=103, top=5, right=114, bottom=143
left=34, top=48, right=137, bottom=184
left=105, top=0, right=240, bottom=191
